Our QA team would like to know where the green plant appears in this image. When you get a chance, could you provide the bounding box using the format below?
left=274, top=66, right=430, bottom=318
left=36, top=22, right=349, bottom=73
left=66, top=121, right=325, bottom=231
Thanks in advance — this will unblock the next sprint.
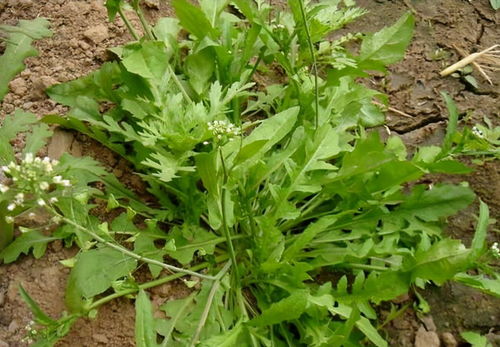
left=1, top=1, right=498, bottom=346
left=0, top=18, right=52, bottom=101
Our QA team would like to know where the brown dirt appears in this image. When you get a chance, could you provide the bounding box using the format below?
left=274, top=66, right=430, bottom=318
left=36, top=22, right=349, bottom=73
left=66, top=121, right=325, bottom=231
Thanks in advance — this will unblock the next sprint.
left=0, top=0, right=499, bottom=346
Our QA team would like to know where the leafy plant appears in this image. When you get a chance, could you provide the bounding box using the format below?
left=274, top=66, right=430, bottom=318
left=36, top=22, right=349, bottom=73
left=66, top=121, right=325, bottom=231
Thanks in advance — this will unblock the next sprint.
left=0, top=18, right=52, bottom=100
left=1, top=1, right=498, bottom=346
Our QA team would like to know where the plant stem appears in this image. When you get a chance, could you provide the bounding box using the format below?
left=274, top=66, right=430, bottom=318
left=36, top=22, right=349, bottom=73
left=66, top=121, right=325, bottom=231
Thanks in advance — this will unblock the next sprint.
left=118, top=7, right=140, bottom=41
left=88, top=254, right=229, bottom=311
left=167, top=64, right=193, bottom=103
left=297, top=0, right=319, bottom=129
left=52, top=209, right=217, bottom=280
left=135, top=6, right=154, bottom=40
left=189, top=261, right=232, bottom=347
left=218, top=147, right=240, bottom=282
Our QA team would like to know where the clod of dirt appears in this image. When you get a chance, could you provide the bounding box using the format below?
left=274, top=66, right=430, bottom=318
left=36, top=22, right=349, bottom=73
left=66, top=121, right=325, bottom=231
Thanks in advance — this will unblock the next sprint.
left=83, top=24, right=109, bottom=44
left=415, top=326, right=441, bottom=347
left=441, top=332, right=458, bottom=347
left=420, top=315, right=437, bottom=332
left=9, top=78, right=28, bottom=96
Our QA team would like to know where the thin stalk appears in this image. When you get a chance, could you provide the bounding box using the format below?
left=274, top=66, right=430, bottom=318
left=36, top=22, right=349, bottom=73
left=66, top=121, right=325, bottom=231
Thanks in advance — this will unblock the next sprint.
left=135, top=6, right=155, bottom=40
left=51, top=209, right=217, bottom=280
left=88, top=254, right=229, bottom=311
left=118, top=7, right=140, bottom=41
left=218, top=147, right=240, bottom=282
left=297, top=0, right=319, bottom=129
left=167, top=64, right=193, bottom=104
left=189, top=261, right=232, bottom=347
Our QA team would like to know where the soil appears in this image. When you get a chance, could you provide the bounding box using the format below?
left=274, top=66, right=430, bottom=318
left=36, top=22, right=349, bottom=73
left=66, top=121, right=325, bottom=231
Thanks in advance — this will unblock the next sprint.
left=0, top=0, right=499, bottom=346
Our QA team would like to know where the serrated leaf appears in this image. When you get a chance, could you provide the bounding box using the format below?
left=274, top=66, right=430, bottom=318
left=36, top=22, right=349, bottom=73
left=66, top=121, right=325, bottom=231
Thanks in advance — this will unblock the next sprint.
left=67, top=247, right=137, bottom=299
left=23, top=123, right=53, bottom=156
left=0, top=18, right=52, bottom=100
left=135, top=290, right=159, bottom=347
left=0, top=230, right=57, bottom=263
left=157, top=292, right=196, bottom=344
left=359, top=12, right=414, bottom=69
left=0, top=110, right=37, bottom=164
left=249, top=290, right=309, bottom=327
left=395, top=184, right=475, bottom=222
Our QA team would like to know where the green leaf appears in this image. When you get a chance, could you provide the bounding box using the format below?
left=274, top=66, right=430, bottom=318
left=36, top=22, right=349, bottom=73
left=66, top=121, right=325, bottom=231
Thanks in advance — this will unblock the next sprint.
left=249, top=290, right=309, bottom=327
left=469, top=200, right=490, bottom=261
left=105, top=0, right=123, bottom=21
left=23, top=123, right=53, bottom=156
left=0, top=201, right=14, bottom=251
left=234, top=106, right=299, bottom=166
left=411, top=239, right=471, bottom=285
left=173, top=0, right=216, bottom=39
left=454, top=273, right=500, bottom=298
left=157, top=292, right=196, bottom=344
left=121, top=41, right=169, bottom=82
left=440, top=92, right=459, bottom=156
left=0, top=110, right=37, bottom=164
left=19, top=285, right=56, bottom=325
left=134, top=233, right=166, bottom=278
left=0, top=230, right=57, bottom=263
left=135, top=290, right=159, bottom=347
left=461, top=331, right=492, bottom=347
left=66, top=247, right=137, bottom=299
left=199, top=322, right=246, bottom=347
left=0, top=18, right=52, bottom=100
left=489, top=0, right=500, bottom=10
left=185, top=49, right=215, bottom=94
left=359, top=12, right=414, bottom=69
left=395, top=184, right=475, bottom=222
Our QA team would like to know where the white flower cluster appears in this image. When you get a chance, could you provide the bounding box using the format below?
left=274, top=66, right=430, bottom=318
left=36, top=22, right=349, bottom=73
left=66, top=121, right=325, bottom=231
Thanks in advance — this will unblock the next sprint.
left=21, top=320, right=38, bottom=345
left=1, top=153, right=70, bottom=224
left=0, top=153, right=70, bottom=191
left=491, top=242, right=500, bottom=259
left=207, top=120, right=240, bottom=141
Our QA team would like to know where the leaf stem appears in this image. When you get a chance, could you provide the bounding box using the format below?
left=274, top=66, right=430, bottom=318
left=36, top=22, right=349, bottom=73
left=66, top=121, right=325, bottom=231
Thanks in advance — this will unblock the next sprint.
left=51, top=208, right=217, bottom=280
left=88, top=254, right=229, bottom=311
left=189, top=261, right=232, bottom=347
left=297, top=0, right=319, bottom=129
left=118, top=7, right=140, bottom=41
left=167, top=64, right=193, bottom=103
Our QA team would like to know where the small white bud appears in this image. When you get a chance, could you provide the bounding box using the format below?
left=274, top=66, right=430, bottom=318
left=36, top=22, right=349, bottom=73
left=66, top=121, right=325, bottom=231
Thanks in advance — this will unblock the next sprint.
left=28, top=212, right=36, bottom=219
left=1, top=166, right=9, bottom=173
left=0, top=184, right=9, bottom=193
left=61, top=180, right=71, bottom=187
left=203, top=141, right=209, bottom=145
left=24, top=153, right=34, bottom=164
left=37, top=199, right=46, bottom=206
left=40, top=182, right=50, bottom=190
left=49, top=197, right=58, bottom=203
left=53, top=176, right=63, bottom=184
left=7, top=203, right=16, bottom=211
left=5, top=216, right=14, bottom=223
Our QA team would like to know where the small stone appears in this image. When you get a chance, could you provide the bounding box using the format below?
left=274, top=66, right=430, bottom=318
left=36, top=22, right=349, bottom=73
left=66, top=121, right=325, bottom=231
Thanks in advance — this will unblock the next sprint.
left=9, top=78, right=27, bottom=96
left=0, top=339, right=8, bottom=347
left=93, top=333, right=109, bottom=344
left=8, top=319, right=19, bottom=332
left=83, top=24, right=109, bottom=44
left=32, top=76, right=58, bottom=99
left=48, top=129, right=75, bottom=159
left=79, top=40, right=90, bottom=50
left=22, top=101, right=33, bottom=109
left=420, top=315, right=437, bottom=332
left=441, top=332, right=457, bottom=347
left=415, top=326, right=440, bottom=347
left=144, top=0, right=159, bottom=8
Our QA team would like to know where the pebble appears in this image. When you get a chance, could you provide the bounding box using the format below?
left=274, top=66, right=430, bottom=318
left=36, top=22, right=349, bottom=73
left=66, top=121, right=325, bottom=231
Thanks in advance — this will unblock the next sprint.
left=415, top=326, right=440, bottom=347
left=32, top=76, right=58, bottom=99
left=9, top=78, right=27, bottom=96
left=441, top=332, right=457, bottom=347
left=0, top=339, right=8, bottom=347
left=420, top=315, right=437, bottom=332
left=8, top=319, right=19, bottom=332
left=93, top=333, right=109, bottom=344
left=83, top=24, right=109, bottom=44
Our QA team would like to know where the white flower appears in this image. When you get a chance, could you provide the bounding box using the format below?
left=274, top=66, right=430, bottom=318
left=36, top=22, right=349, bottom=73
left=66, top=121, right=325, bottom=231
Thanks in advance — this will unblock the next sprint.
left=7, top=203, right=16, bottom=211
left=51, top=159, right=59, bottom=166
left=37, top=199, right=46, bottom=206
left=14, top=193, right=24, bottom=204
left=491, top=242, right=500, bottom=259
left=203, top=141, right=209, bottom=145
left=24, top=153, right=34, bottom=164
left=34, top=157, right=41, bottom=164
left=39, top=181, right=49, bottom=190
left=0, top=184, right=9, bottom=193
left=1, top=166, right=9, bottom=173
left=53, top=176, right=63, bottom=184
left=472, top=126, right=483, bottom=138
left=5, top=216, right=14, bottom=224
left=49, top=197, right=58, bottom=203
left=51, top=215, right=62, bottom=224
left=61, top=180, right=71, bottom=187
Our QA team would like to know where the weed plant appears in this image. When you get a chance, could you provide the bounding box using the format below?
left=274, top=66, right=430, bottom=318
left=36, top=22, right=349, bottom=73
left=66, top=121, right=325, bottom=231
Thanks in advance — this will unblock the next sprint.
left=0, top=1, right=499, bottom=346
